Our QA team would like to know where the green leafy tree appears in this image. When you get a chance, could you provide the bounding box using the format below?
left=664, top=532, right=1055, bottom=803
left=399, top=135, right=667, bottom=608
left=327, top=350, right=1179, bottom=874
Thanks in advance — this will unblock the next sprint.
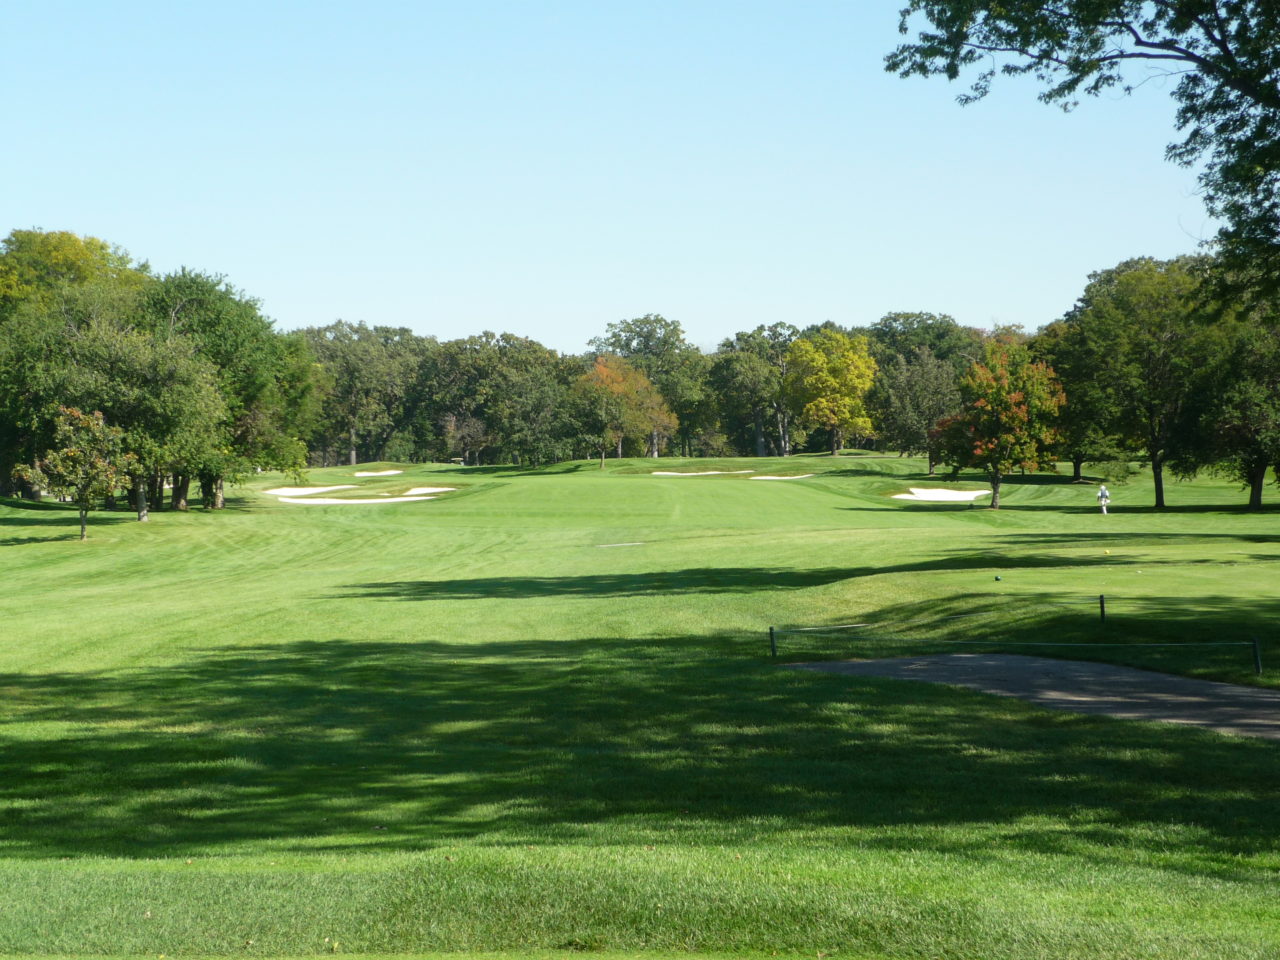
left=868, top=311, right=983, bottom=372
left=13, top=407, right=136, bottom=540
left=713, top=323, right=803, bottom=455
left=0, top=281, right=225, bottom=518
left=871, top=345, right=962, bottom=469
left=936, top=337, right=1065, bottom=508
left=887, top=2, right=1280, bottom=293
left=142, top=270, right=318, bottom=504
left=784, top=329, right=878, bottom=455
left=1068, top=257, right=1212, bottom=508
left=0, top=229, right=149, bottom=320
left=1033, top=319, right=1129, bottom=481
left=304, top=321, right=433, bottom=465
left=1176, top=305, right=1280, bottom=509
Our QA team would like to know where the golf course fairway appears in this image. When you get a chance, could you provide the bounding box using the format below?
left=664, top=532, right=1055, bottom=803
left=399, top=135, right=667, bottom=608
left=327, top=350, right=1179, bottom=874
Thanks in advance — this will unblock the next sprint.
left=1, top=455, right=1276, bottom=959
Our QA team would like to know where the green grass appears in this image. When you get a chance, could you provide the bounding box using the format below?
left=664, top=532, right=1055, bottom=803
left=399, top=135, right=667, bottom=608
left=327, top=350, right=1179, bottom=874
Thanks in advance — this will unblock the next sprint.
left=1, top=455, right=1278, bottom=958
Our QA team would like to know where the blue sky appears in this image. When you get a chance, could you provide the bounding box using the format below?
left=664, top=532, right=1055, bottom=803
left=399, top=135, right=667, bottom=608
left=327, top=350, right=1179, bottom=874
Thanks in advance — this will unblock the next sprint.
left=2, top=2, right=1212, bottom=353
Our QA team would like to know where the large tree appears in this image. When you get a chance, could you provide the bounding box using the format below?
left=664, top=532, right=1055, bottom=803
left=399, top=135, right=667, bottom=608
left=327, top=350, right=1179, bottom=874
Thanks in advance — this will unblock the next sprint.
left=887, top=2, right=1280, bottom=290
left=0, top=229, right=148, bottom=319
left=784, top=329, right=878, bottom=455
left=713, top=323, right=803, bottom=456
left=1175, top=303, right=1280, bottom=508
left=589, top=314, right=710, bottom=456
left=871, top=345, right=962, bottom=469
left=1067, top=257, right=1212, bottom=507
left=936, top=337, right=1065, bottom=508
left=1033, top=318, right=1129, bottom=481
left=868, top=311, right=983, bottom=372
left=304, top=321, right=433, bottom=466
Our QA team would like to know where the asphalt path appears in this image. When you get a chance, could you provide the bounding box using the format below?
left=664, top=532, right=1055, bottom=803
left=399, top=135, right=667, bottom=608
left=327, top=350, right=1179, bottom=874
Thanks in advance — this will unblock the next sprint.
left=793, top=653, right=1280, bottom=740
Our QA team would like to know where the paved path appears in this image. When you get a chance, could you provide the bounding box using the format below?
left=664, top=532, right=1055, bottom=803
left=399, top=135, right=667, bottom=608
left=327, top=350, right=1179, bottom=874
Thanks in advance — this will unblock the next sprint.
left=793, top=654, right=1280, bottom=740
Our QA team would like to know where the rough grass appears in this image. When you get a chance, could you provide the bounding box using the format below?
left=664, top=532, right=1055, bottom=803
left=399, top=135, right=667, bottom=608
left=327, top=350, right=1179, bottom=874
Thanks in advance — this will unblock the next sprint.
left=0, top=455, right=1277, bottom=958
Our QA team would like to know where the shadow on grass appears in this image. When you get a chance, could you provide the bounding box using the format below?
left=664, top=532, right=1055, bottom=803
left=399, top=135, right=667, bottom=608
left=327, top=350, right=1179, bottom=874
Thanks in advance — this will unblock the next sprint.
left=772, top=592, right=1280, bottom=685
left=0, top=512, right=132, bottom=545
left=333, top=535, right=1271, bottom=600
left=0, top=627, right=1277, bottom=876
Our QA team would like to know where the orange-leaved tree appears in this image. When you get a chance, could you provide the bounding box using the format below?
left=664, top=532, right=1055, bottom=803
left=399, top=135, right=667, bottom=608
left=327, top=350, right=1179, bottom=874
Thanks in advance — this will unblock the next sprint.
left=934, top=338, right=1064, bottom=509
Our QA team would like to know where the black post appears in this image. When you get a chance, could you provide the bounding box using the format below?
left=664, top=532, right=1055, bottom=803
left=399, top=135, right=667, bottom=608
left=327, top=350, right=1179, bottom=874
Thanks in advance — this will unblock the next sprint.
left=1099, top=594, right=1106, bottom=625
left=1253, top=637, right=1263, bottom=676
left=769, top=626, right=777, bottom=658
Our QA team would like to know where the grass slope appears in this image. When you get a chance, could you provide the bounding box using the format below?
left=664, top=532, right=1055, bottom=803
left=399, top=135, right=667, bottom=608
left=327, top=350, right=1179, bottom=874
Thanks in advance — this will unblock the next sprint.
left=0, top=456, right=1277, bottom=958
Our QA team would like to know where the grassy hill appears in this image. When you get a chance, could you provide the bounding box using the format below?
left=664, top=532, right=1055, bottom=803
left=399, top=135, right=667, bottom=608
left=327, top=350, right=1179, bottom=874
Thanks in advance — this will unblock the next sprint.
left=1, top=455, right=1277, bottom=958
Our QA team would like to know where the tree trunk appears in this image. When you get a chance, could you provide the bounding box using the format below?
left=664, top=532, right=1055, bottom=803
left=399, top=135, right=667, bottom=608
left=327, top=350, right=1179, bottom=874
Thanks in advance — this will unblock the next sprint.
left=650, top=429, right=659, bottom=457
left=172, top=475, right=190, bottom=511
left=989, top=472, right=1002, bottom=509
left=1072, top=456, right=1084, bottom=482
left=830, top=430, right=840, bottom=456
left=753, top=412, right=765, bottom=457
left=213, top=478, right=225, bottom=510
left=134, top=480, right=149, bottom=522
left=1247, top=459, right=1268, bottom=510
left=599, top=447, right=606, bottom=469
left=349, top=425, right=358, bottom=466
left=79, top=508, right=88, bottom=541
left=147, top=475, right=163, bottom=512
left=615, top=436, right=623, bottom=458
left=1151, top=452, right=1166, bottom=509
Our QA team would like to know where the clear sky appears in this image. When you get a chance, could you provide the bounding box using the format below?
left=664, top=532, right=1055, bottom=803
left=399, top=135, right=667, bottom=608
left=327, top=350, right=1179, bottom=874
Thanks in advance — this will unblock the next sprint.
left=2, top=1, right=1213, bottom=353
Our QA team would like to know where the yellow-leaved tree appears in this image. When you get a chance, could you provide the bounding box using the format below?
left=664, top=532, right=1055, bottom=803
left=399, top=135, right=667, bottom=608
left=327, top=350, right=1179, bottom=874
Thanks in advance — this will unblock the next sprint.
left=784, top=330, right=878, bottom=455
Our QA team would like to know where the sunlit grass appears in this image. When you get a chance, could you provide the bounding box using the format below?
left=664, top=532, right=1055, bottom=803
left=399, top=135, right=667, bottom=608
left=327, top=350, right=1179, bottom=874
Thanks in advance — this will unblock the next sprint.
left=1, top=455, right=1277, bottom=958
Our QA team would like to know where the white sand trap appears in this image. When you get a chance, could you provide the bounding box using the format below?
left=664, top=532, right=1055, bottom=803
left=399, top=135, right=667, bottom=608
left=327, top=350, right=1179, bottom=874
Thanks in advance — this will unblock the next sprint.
left=749, top=475, right=814, bottom=480
left=597, top=542, right=645, bottom=548
left=652, top=470, right=755, bottom=476
left=354, top=469, right=403, bottom=476
left=893, top=487, right=990, bottom=502
left=403, top=486, right=455, bottom=496
left=263, top=485, right=357, bottom=496
left=277, top=495, right=438, bottom=505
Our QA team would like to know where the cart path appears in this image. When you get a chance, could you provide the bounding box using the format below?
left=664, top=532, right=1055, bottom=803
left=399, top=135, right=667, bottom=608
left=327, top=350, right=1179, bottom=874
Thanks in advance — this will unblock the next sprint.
left=792, top=654, right=1280, bottom=740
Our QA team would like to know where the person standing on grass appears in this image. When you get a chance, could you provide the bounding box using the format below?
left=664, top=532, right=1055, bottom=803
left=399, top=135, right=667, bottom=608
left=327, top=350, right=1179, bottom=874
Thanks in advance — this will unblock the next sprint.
left=1097, top=484, right=1110, bottom=515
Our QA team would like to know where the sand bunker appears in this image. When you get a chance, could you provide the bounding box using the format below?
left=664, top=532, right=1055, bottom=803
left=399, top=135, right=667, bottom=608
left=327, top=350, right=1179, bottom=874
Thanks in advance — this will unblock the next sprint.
left=263, top=485, right=356, bottom=496
left=652, top=470, right=755, bottom=476
left=749, top=475, right=814, bottom=481
left=354, top=469, right=403, bottom=476
left=277, top=495, right=440, bottom=505
left=403, top=487, right=455, bottom=496
left=893, top=487, right=990, bottom=502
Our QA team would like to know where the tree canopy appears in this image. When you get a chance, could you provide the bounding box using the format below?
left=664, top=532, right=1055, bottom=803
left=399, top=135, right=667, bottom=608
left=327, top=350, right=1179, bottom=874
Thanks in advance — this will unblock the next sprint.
left=887, top=1, right=1280, bottom=290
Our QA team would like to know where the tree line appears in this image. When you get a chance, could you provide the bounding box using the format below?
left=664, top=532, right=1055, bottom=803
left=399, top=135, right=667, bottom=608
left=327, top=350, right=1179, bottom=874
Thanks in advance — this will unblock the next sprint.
left=1, top=229, right=1277, bottom=527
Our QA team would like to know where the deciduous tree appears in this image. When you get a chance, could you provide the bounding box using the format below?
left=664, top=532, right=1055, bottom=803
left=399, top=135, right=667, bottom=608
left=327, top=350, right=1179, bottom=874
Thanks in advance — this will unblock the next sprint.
left=784, top=329, right=878, bottom=455
left=13, top=407, right=135, bottom=540
left=937, top=337, right=1065, bottom=508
